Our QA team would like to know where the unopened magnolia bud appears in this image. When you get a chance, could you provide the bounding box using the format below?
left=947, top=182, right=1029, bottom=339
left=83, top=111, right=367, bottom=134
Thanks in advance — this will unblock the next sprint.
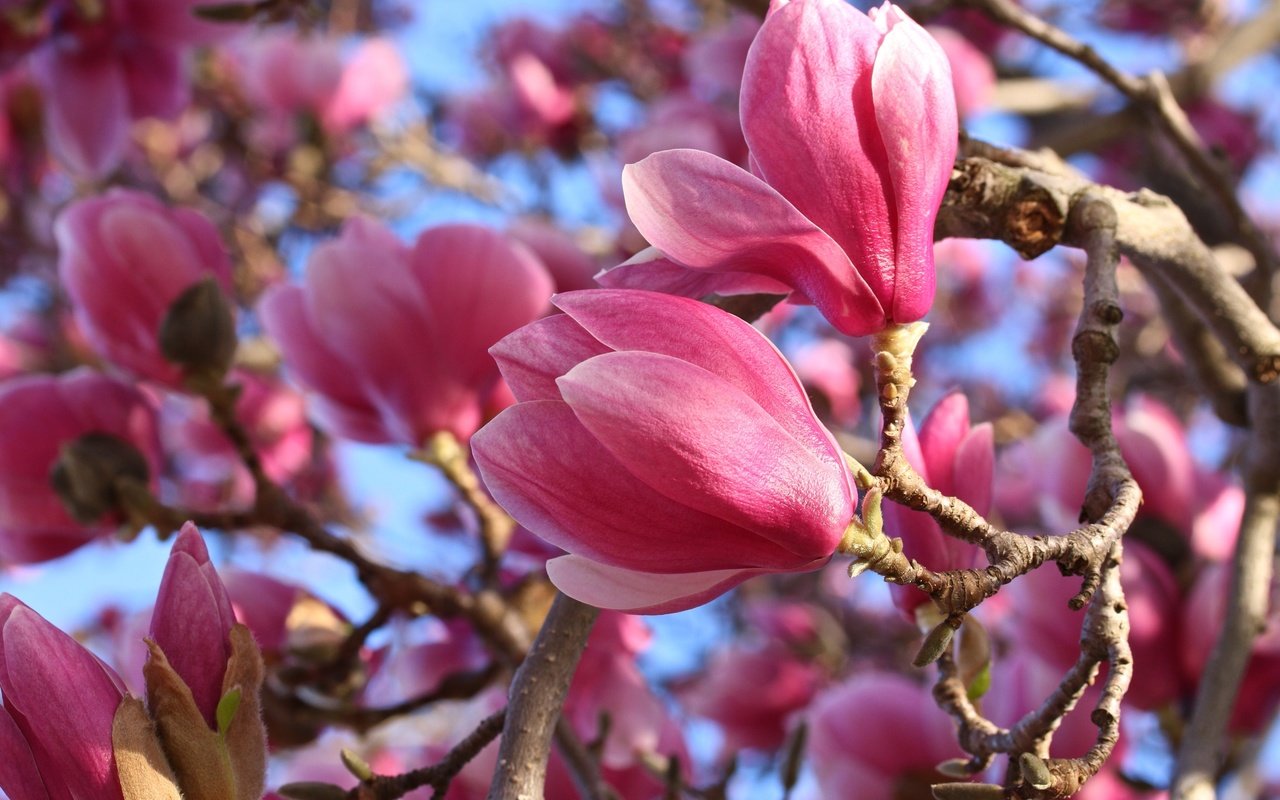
left=277, top=783, right=349, bottom=800
left=913, top=617, right=958, bottom=667
left=936, top=759, right=976, bottom=779
left=159, top=277, right=237, bottom=382
left=340, top=748, right=374, bottom=781
left=957, top=618, right=992, bottom=697
left=931, top=783, right=1005, bottom=799
left=1019, top=753, right=1053, bottom=790
left=50, top=432, right=150, bottom=523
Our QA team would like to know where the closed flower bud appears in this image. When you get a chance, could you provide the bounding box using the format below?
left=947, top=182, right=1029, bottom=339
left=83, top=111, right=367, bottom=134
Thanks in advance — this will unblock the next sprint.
left=50, top=431, right=151, bottom=523
left=159, top=277, right=239, bottom=385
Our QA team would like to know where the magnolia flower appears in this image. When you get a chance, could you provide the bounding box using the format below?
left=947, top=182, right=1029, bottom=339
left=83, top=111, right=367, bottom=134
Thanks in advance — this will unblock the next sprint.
left=259, top=218, right=553, bottom=446
left=55, top=189, right=234, bottom=387
left=472, top=289, right=855, bottom=613
left=609, top=0, right=957, bottom=336
left=0, top=369, right=161, bottom=564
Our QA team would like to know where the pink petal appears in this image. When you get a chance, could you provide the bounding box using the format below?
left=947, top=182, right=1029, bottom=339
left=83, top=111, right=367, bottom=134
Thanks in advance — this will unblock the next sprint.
left=596, top=248, right=792, bottom=299
left=489, top=313, right=611, bottom=403
left=258, top=284, right=392, bottom=443
left=740, top=0, right=896, bottom=308
left=553, top=290, right=850, bottom=487
left=1, top=605, right=124, bottom=800
left=622, top=150, right=885, bottom=334
left=0, top=705, right=47, bottom=800
left=409, top=224, right=553, bottom=389
left=473, top=401, right=803, bottom=573
left=35, top=50, right=129, bottom=177
left=120, top=42, right=187, bottom=120
left=953, top=422, right=994, bottom=516
left=917, top=391, right=971, bottom=497
left=870, top=15, right=957, bottom=321
left=558, top=351, right=849, bottom=561
left=546, top=555, right=758, bottom=614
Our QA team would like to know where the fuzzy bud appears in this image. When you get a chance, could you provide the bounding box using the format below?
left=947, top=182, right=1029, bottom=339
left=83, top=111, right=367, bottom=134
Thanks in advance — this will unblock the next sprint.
left=50, top=432, right=150, bottom=523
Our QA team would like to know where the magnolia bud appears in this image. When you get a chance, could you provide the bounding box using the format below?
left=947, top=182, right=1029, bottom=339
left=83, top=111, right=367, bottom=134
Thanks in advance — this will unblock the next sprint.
left=50, top=432, right=150, bottom=523
left=159, top=277, right=238, bottom=383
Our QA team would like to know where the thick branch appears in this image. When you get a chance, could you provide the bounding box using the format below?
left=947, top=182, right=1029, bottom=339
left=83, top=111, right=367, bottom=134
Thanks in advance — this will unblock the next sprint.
left=487, top=594, right=600, bottom=800
left=1170, top=381, right=1280, bottom=800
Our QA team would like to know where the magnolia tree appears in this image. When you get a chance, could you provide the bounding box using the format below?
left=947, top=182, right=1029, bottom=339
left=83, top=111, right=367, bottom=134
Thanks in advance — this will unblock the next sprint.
left=0, top=0, right=1277, bottom=798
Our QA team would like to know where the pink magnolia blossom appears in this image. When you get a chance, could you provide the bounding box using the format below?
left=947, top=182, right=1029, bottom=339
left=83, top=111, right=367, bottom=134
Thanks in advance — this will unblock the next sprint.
left=675, top=643, right=823, bottom=752
left=472, top=289, right=856, bottom=613
left=885, top=392, right=993, bottom=616
left=259, top=218, right=553, bottom=446
left=55, top=188, right=234, bottom=387
left=150, top=522, right=237, bottom=727
left=27, top=0, right=233, bottom=176
left=807, top=672, right=960, bottom=797
left=321, top=39, right=408, bottom=133
left=615, top=0, right=957, bottom=336
left=0, top=593, right=127, bottom=799
left=0, top=369, right=160, bottom=563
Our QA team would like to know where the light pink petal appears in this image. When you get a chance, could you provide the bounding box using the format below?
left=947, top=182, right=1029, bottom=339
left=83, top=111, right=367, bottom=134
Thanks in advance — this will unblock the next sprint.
left=870, top=15, right=957, bottom=321
left=509, top=53, right=575, bottom=125
left=473, top=401, right=803, bottom=573
left=740, top=0, right=895, bottom=306
left=2, top=606, right=124, bottom=800
left=553, top=290, right=849, bottom=488
left=322, top=38, right=408, bottom=132
left=596, top=248, right=792, bottom=299
left=410, top=224, right=553, bottom=389
left=622, top=149, right=885, bottom=335
left=559, top=351, right=849, bottom=561
left=546, top=556, right=758, bottom=614
left=36, top=50, right=129, bottom=177
left=489, top=314, right=611, bottom=403
left=259, top=283, right=393, bottom=443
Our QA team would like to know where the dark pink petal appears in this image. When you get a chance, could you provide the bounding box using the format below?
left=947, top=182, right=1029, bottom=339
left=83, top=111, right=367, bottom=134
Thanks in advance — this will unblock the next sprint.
left=870, top=10, right=957, bottom=321
left=740, top=0, right=896, bottom=307
left=0, top=705, right=47, bottom=800
left=553, top=290, right=851, bottom=490
left=596, top=249, right=791, bottom=299
left=489, top=314, right=610, bottom=403
left=622, top=150, right=885, bottom=335
left=35, top=50, right=129, bottom=177
left=558, top=351, right=849, bottom=561
left=1, top=604, right=125, bottom=800
left=546, top=556, right=759, bottom=614
left=473, top=401, right=803, bottom=573
left=120, top=42, right=187, bottom=120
